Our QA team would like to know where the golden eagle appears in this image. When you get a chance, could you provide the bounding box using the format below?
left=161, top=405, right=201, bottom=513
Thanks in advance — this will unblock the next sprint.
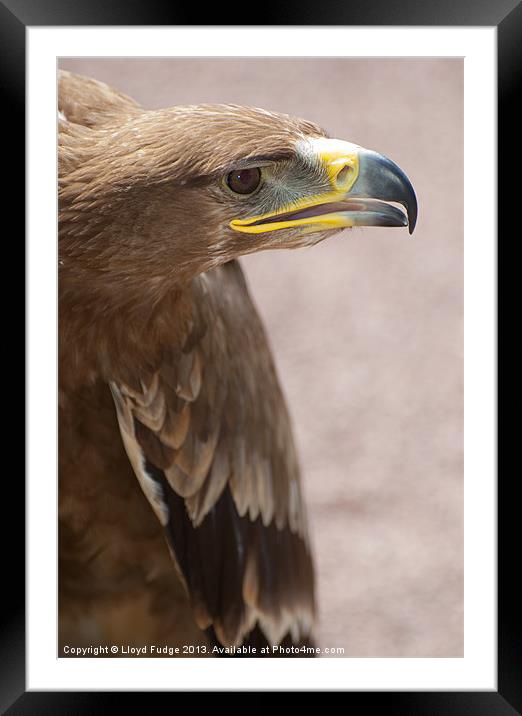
left=58, top=70, right=417, bottom=656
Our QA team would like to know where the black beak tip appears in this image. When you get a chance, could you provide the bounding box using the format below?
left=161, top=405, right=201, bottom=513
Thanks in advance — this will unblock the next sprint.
left=406, top=188, right=418, bottom=234
left=408, top=202, right=418, bottom=235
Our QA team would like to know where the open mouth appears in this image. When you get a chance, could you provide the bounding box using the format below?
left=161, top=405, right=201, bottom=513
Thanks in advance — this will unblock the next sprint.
left=231, top=198, right=408, bottom=234
left=246, top=199, right=407, bottom=227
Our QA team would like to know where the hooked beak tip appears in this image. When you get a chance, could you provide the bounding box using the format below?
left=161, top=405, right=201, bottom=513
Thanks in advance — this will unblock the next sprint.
left=350, top=149, right=418, bottom=236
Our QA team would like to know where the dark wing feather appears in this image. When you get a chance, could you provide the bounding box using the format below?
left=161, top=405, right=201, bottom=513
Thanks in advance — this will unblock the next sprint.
left=110, top=261, right=316, bottom=647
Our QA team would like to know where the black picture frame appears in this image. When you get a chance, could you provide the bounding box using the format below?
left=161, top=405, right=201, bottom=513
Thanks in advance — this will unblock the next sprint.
left=8, top=0, right=520, bottom=710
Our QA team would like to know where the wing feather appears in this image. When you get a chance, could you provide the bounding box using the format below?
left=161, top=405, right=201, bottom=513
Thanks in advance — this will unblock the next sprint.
left=110, top=261, right=315, bottom=647
left=58, top=69, right=141, bottom=127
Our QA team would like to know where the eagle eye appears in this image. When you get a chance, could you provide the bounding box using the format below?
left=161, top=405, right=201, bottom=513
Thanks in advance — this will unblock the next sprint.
left=226, top=167, right=261, bottom=195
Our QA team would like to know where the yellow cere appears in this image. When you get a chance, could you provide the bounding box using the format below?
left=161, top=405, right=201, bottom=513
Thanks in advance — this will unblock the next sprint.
left=230, top=137, right=361, bottom=234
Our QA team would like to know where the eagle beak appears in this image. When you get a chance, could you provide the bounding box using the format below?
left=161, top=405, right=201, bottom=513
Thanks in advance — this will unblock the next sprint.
left=230, top=140, right=418, bottom=236
left=346, top=149, right=418, bottom=234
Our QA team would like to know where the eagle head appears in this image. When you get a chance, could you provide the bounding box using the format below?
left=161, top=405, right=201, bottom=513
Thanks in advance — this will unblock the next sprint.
left=59, top=102, right=417, bottom=297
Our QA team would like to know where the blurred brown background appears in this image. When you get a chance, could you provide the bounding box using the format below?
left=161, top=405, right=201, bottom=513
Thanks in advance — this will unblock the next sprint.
left=59, top=58, right=463, bottom=656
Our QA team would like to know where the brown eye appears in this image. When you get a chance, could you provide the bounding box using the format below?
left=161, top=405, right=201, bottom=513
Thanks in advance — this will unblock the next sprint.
left=226, top=167, right=261, bottom=195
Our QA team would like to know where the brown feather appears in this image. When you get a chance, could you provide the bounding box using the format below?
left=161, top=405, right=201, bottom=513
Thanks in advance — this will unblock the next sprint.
left=59, top=70, right=319, bottom=653
left=107, top=263, right=316, bottom=645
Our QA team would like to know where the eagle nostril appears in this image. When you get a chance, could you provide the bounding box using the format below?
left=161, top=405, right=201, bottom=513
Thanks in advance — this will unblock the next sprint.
left=335, top=164, right=353, bottom=188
